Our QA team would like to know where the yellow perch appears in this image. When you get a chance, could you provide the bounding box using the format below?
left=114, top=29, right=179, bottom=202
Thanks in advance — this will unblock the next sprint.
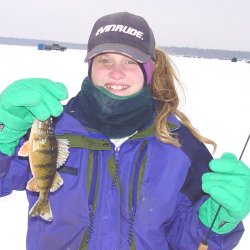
left=18, top=118, right=69, bottom=221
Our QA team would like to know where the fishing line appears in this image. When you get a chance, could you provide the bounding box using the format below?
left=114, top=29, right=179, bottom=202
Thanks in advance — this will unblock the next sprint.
left=239, top=133, right=250, bottom=161
left=198, top=132, right=250, bottom=250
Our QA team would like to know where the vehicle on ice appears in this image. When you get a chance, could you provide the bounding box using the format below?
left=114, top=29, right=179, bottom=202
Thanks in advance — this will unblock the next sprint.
left=37, top=43, right=67, bottom=52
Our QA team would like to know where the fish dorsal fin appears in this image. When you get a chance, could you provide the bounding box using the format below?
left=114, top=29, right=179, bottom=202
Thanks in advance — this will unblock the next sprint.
left=18, top=141, right=30, bottom=157
left=56, top=138, right=69, bottom=168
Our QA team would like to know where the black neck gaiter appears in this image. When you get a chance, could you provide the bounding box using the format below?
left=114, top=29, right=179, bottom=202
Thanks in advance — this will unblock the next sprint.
left=79, top=77, right=154, bottom=138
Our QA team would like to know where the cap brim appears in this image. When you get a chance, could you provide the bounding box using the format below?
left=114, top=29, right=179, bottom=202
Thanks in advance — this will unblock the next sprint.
left=84, top=43, right=150, bottom=63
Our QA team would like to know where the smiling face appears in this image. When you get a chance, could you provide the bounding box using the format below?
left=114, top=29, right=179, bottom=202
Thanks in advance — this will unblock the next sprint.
left=91, top=53, right=144, bottom=96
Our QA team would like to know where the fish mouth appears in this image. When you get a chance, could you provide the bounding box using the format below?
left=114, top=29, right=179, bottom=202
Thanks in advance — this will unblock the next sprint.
left=32, top=117, right=54, bottom=131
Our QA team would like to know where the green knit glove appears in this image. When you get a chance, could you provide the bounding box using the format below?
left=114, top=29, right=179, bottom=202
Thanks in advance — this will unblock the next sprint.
left=199, top=152, right=250, bottom=234
left=0, top=127, right=27, bottom=155
left=0, top=78, right=68, bottom=155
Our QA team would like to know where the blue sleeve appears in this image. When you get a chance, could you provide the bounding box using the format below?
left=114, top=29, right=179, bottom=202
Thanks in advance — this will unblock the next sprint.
left=163, top=123, right=244, bottom=249
left=164, top=193, right=244, bottom=249
left=0, top=145, right=30, bottom=197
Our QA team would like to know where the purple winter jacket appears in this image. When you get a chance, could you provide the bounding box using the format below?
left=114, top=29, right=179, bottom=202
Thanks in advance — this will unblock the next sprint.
left=0, top=110, right=244, bottom=250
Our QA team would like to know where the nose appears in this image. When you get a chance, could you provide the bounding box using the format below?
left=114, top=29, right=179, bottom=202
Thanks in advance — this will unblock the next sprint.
left=109, top=64, right=125, bottom=79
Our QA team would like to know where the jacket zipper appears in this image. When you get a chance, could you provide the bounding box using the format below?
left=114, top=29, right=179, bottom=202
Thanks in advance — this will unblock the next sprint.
left=112, top=146, right=120, bottom=187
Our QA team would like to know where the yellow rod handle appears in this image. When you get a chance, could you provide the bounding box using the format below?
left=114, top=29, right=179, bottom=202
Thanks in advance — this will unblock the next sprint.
left=198, top=242, right=208, bottom=250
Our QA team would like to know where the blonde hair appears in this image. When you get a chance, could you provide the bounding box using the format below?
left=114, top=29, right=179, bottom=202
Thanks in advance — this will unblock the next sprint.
left=151, top=48, right=216, bottom=151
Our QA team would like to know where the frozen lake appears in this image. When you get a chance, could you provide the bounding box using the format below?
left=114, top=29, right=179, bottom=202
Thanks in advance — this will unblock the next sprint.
left=0, top=44, right=249, bottom=249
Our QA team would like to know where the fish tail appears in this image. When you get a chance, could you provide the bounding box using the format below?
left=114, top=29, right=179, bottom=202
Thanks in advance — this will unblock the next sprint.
left=29, top=198, right=53, bottom=222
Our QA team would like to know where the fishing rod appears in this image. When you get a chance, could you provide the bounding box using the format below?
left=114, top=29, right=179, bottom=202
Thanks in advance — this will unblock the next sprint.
left=198, top=132, right=250, bottom=250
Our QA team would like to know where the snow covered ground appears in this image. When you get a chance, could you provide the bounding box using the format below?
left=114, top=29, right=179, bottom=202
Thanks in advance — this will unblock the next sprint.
left=0, top=44, right=249, bottom=249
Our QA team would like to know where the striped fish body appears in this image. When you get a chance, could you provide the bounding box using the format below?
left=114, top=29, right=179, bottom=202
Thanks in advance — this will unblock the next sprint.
left=18, top=118, right=69, bottom=221
left=29, top=117, right=58, bottom=191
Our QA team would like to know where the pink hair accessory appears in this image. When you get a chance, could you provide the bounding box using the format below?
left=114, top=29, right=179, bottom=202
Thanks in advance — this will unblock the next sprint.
left=143, top=59, right=154, bottom=85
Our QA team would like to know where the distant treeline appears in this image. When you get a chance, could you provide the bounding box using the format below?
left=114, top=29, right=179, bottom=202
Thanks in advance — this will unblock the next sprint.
left=161, top=46, right=250, bottom=61
left=1, top=37, right=250, bottom=61
left=0, top=37, right=85, bottom=50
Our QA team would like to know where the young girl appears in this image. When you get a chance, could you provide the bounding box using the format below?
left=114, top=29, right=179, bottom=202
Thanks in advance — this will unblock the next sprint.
left=0, top=12, right=249, bottom=250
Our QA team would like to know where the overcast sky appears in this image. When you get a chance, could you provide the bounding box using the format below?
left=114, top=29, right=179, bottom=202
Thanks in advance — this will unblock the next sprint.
left=0, top=0, right=250, bottom=51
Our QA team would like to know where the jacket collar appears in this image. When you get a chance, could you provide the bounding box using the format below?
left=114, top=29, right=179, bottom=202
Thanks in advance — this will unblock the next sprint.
left=55, top=112, right=180, bottom=141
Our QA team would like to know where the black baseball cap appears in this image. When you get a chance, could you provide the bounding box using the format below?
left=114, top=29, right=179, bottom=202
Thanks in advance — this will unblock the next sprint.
left=84, top=12, right=156, bottom=63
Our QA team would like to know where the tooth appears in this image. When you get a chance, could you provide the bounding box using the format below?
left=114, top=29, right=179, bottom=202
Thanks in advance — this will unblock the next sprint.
left=106, top=84, right=128, bottom=90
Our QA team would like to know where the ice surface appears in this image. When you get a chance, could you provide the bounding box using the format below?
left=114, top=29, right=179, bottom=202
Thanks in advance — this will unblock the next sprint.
left=0, top=45, right=249, bottom=249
